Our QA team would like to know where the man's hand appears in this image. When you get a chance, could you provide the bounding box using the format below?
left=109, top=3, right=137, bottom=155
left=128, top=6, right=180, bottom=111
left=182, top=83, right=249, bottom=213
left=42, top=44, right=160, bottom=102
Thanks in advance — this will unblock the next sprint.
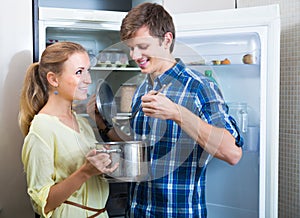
left=86, top=94, right=107, bottom=129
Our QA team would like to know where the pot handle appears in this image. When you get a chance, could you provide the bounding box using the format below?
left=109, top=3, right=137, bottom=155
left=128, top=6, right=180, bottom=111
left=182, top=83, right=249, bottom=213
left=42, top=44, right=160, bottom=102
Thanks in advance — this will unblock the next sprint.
left=96, top=149, right=122, bottom=154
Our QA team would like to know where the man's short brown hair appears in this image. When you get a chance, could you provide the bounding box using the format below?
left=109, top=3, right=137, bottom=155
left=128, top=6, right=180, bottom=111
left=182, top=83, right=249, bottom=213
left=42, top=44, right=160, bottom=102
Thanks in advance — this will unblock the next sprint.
left=120, top=3, right=175, bottom=52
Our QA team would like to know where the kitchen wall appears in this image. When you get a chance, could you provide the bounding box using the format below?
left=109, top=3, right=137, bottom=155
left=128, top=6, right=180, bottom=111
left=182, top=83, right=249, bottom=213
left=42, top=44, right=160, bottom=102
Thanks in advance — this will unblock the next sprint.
left=237, top=0, right=300, bottom=217
left=0, top=0, right=34, bottom=217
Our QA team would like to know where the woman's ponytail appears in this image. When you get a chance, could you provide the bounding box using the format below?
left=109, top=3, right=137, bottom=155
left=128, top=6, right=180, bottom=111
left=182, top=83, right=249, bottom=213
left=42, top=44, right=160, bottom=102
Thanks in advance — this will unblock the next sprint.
left=19, top=62, right=48, bottom=136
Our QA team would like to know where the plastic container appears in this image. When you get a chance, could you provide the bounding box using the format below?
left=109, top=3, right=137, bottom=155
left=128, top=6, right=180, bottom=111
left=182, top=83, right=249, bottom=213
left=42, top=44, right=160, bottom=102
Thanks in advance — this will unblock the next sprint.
left=88, top=50, right=97, bottom=67
left=96, top=49, right=129, bottom=67
left=227, top=102, right=248, bottom=134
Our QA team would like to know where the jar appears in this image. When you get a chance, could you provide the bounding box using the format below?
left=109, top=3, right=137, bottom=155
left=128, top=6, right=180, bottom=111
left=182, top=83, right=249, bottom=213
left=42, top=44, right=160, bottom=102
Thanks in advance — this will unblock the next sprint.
left=120, top=83, right=137, bottom=113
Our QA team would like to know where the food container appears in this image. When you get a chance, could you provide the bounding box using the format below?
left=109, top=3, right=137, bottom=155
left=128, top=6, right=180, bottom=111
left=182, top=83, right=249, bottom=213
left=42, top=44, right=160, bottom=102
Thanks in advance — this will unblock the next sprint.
left=96, top=49, right=129, bottom=67
left=212, top=60, right=221, bottom=65
left=120, top=83, right=137, bottom=113
left=96, top=141, right=150, bottom=182
left=227, top=102, right=248, bottom=133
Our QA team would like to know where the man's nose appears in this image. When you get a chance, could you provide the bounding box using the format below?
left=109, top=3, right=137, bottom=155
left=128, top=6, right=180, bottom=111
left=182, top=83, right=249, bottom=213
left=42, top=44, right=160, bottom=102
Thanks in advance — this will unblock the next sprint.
left=130, top=47, right=142, bottom=60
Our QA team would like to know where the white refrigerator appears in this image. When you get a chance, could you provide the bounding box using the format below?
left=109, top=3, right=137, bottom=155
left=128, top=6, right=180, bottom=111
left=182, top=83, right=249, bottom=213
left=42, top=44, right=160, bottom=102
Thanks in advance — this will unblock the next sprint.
left=172, top=5, right=280, bottom=218
left=36, top=4, right=280, bottom=218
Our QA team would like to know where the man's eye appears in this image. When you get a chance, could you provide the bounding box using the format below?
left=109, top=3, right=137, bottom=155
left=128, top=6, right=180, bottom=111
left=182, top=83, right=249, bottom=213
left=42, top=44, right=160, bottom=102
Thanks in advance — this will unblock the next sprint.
left=138, top=44, right=149, bottom=50
left=75, top=69, right=83, bottom=75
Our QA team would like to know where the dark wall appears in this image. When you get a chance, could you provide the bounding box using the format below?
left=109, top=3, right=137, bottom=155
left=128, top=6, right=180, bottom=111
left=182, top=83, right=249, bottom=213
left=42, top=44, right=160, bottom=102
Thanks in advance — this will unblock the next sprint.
left=39, top=0, right=132, bottom=11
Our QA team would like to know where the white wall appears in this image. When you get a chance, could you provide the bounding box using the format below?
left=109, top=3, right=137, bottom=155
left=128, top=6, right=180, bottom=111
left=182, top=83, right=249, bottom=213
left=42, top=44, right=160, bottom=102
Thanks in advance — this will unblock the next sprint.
left=0, top=0, right=33, bottom=217
left=163, top=0, right=235, bottom=13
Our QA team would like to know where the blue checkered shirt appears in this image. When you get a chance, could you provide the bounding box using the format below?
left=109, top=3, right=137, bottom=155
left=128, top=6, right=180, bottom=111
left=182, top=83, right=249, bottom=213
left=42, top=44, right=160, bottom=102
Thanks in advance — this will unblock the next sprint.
left=128, top=60, right=243, bottom=218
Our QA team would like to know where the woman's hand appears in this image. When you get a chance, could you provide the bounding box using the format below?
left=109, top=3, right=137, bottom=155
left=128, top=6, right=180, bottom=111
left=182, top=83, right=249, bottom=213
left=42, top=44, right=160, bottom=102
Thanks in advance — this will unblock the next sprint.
left=85, top=149, right=119, bottom=175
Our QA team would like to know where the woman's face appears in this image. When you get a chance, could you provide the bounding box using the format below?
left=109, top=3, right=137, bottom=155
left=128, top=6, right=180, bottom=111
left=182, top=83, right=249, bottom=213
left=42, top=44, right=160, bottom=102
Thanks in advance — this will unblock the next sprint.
left=126, top=26, right=174, bottom=78
left=57, top=52, right=91, bottom=101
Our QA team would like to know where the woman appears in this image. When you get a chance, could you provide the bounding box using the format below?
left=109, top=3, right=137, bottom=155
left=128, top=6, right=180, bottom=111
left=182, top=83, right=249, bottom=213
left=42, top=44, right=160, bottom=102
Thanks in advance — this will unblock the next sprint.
left=19, top=41, right=118, bottom=218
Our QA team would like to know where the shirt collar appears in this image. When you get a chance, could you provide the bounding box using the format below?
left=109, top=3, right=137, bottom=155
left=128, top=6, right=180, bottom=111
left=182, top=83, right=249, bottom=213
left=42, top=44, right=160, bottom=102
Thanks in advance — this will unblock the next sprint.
left=146, top=59, right=185, bottom=91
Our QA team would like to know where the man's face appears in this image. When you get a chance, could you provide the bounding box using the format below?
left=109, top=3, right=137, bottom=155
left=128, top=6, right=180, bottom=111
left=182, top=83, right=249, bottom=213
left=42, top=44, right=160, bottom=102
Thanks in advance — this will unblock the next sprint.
left=125, top=26, right=173, bottom=77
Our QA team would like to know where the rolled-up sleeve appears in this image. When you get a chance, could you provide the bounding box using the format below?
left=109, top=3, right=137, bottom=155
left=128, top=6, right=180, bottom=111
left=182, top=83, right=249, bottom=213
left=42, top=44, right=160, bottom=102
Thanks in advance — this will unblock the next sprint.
left=22, top=133, right=55, bottom=217
left=198, top=80, right=244, bottom=147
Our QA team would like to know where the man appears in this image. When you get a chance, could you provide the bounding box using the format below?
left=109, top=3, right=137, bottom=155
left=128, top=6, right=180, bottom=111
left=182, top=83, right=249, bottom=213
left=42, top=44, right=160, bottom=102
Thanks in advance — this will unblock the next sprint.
left=93, top=2, right=243, bottom=217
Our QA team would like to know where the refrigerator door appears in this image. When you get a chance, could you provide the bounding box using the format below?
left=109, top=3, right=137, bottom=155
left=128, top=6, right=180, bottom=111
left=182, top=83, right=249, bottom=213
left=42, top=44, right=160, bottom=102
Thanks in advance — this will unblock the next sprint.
left=172, top=5, right=280, bottom=218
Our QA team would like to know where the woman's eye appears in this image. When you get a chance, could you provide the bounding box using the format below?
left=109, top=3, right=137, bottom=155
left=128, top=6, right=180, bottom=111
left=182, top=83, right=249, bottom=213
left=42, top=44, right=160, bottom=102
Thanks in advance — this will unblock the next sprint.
left=75, top=69, right=83, bottom=75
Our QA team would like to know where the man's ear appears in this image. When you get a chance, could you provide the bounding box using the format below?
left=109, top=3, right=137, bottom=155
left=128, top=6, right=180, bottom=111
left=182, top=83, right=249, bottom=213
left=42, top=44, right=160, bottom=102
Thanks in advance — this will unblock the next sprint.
left=163, top=32, right=173, bottom=49
left=47, top=71, right=59, bottom=87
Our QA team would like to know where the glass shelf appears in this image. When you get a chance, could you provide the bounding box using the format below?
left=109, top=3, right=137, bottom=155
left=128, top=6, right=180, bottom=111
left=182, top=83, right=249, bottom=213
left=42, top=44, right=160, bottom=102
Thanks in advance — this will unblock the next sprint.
left=187, top=63, right=260, bottom=71
left=188, top=64, right=260, bottom=78
left=91, top=66, right=140, bottom=71
left=186, top=64, right=260, bottom=68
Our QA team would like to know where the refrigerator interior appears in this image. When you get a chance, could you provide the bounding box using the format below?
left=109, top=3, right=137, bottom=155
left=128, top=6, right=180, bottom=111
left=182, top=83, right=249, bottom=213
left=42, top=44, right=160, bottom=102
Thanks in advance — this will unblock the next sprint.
left=173, top=31, right=261, bottom=218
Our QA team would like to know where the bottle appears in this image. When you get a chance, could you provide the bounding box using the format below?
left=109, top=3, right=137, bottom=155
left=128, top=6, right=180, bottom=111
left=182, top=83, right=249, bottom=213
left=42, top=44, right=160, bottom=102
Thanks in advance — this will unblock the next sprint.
left=204, top=70, right=218, bottom=85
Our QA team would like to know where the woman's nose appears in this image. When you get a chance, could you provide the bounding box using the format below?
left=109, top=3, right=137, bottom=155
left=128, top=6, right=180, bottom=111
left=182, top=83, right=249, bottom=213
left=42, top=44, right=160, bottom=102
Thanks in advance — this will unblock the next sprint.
left=83, top=72, right=92, bottom=84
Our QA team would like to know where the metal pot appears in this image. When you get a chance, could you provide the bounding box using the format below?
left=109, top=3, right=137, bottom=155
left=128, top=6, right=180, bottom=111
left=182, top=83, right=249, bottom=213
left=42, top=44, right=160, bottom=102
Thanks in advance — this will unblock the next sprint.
left=96, top=141, right=149, bottom=182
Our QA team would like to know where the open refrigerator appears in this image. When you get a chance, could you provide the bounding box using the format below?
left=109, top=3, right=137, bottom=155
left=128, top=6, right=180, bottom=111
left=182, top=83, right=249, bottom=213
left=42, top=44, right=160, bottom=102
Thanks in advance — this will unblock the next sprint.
left=36, top=4, right=280, bottom=218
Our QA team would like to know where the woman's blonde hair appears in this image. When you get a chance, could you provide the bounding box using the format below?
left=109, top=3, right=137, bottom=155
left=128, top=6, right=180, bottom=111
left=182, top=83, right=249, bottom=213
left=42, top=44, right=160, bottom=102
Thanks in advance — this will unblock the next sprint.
left=18, top=41, right=87, bottom=136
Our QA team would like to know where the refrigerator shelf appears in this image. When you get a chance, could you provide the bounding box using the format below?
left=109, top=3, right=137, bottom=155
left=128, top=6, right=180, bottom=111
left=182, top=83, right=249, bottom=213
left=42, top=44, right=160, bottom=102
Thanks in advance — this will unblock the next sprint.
left=187, top=64, right=260, bottom=67
left=188, top=64, right=260, bottom=76
left=91, top=66, right=141, bottom=71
